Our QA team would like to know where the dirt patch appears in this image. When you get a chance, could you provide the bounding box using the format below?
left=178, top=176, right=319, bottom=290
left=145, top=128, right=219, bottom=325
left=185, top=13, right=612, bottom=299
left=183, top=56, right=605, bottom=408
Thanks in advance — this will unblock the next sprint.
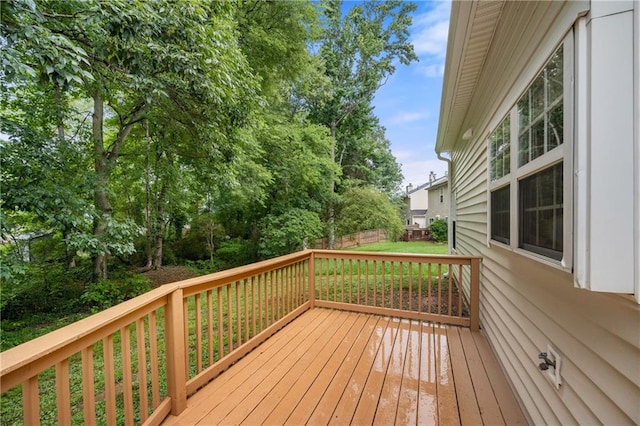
left=142, top=266, right=200, bottom=287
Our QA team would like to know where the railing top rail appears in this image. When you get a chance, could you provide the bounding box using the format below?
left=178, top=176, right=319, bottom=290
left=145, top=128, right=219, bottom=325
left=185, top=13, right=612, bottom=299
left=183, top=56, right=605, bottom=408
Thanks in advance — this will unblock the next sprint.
left=312, top=249, right=483, bottom=264
left=0, top=284, right=175, bottom=387
left=179, top=250, right=313, bottom=297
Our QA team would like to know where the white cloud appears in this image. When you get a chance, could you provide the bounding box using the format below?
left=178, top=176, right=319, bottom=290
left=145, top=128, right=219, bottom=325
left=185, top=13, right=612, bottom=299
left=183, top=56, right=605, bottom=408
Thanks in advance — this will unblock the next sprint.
left=398, top=158, right=449, bottom=189
left=411, top=1, right=451, bottom=77
left=388, top=111, right=430, bottom=125
left=417, top=63, right=445, bottom=78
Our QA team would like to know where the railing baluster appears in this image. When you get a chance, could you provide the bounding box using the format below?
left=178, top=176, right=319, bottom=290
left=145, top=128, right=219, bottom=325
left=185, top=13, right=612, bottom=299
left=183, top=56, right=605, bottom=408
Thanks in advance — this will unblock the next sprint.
left=149, top=312, right=160, bottom=409
left=418, top=263, right=423, bottom=313
left=408, top=262, right=413, bottom=311
left=217, top=287, right=223, bottom=358
left=226, top=285, right=233, bottom=351
left=136, top=319, right=149, bottom=422
left=399, top=261, right=404, bottom=310
left=373, top=260, right=377, bottom=307
left=55, top=359, right=71, bottom=425
left=207, top=291, right=214, bottom=366
left=23, top=376, right=40, bottom=426
left=381, top=261, right=385, bottom=308
left=258, top=274, right=264, bottom=332
left=390, top=261, right=395, bottom=309
left=340, top=259, right=342, bottom=303
left=294, top=263, right=299, bottom=306
left=195, top=293, right=202, bottom=373
left=332, top=258, right=337, bottom=302
left=290, top=266, right=294, bottom=313
left=235, top=281, right=241, bottom=346
left=82, top=346, right=96, bottom=425
left=121, top=326, right=134, bottom=425
left=183, top=298, right=189, bottom=377
left=427, top=263, right=432, bottom=314
left=458, top=264, right=463, bottom=318
left=437, top=264, right=443, bottom=315
left=448, top=266, right=453, bottom=316
left=365, top=260, right=369, bottom=306
left=356, top=259, right=361, bottom=304
left=270, top=270, right=276, bottom=325
left=347, top=259, right=352, bottom=304
left=244, top=279, right=249, bottom=342
left=252, top=276, right=257, bottom=338
left=103, top=334, right=116, bottom=425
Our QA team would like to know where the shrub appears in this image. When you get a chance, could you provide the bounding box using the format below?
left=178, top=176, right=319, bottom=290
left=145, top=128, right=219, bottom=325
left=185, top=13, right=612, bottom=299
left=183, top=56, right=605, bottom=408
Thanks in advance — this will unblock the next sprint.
left=429, top=219, right=448, bottom=242
left=81, top=274, right=152, bottom=312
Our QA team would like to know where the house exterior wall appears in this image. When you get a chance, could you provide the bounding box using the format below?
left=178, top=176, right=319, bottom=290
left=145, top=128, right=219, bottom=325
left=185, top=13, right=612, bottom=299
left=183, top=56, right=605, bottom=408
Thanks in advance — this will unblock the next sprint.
left=427, top=182, right=449, bottom=223
left=408, top=188, right=428, bottom=211
left=440, top=1, right=639, bottom=424
left=407, top=188, right=429, bottom=227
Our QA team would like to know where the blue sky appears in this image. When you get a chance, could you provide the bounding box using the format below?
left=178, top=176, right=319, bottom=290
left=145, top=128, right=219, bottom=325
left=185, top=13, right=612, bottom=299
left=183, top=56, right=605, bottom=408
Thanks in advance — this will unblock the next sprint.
left=369, top=0, right=451, bottom=189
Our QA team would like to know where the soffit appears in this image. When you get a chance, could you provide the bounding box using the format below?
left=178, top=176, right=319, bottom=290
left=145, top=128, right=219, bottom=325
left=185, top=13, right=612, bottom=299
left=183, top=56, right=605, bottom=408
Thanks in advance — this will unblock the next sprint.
left=435, top=0, right=505, bottom=153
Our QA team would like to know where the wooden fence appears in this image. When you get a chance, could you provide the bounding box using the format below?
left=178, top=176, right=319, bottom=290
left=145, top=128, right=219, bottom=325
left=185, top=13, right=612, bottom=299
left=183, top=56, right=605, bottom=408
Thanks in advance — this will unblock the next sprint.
left=314, top=229, right=387, bottom=249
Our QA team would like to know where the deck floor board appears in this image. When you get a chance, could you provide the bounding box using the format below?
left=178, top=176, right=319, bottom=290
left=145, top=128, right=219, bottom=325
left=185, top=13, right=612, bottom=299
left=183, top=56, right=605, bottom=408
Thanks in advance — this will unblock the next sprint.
left=163, top=308, right=526, bottom=425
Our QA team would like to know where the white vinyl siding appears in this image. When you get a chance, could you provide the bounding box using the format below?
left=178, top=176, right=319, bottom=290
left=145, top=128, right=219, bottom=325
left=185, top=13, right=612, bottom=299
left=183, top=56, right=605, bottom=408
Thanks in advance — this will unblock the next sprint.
left=443, top=1, right=639, bottom=424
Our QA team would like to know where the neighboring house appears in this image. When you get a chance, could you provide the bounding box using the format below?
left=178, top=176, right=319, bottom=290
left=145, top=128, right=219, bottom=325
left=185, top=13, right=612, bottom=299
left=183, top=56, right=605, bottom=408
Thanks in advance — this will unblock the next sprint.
left=405, top=171, right=449, bottom=228
left=405, top=181, right=429, bottom=228
left=435, top=1, right=639, bottom=425
left=426, top=175, right=448, bottom=224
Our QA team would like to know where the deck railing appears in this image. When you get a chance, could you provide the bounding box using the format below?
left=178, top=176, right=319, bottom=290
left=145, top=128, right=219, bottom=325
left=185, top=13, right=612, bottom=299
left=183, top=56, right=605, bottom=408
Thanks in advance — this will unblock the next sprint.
left=0, top=249, right=480, bottom=425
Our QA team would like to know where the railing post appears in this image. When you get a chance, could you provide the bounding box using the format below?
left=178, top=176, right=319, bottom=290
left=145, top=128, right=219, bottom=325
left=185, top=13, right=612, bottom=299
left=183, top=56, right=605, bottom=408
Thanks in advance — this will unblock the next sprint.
left=309, top=251, right=315, bottom=308
left=165, top=288, right=187, bottom=414
left=469, top=258, right=481, bottom=332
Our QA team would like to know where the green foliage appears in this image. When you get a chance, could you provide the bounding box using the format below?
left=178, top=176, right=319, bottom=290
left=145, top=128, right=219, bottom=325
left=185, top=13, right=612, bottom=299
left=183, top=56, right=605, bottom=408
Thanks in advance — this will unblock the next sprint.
left=0, top=260, right=89, bottom=319
left=336, top=186, right=405, bottom=241
left=429, top=219, right=448, bottom=243
left=259, top=209, right=324, bottom=258
left=81, top=274, right=151, bottom=312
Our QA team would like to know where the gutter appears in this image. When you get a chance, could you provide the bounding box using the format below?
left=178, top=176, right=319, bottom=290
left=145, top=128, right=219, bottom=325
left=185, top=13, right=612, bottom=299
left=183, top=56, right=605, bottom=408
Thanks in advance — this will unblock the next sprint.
left=437, top=152, right=454, bottom=252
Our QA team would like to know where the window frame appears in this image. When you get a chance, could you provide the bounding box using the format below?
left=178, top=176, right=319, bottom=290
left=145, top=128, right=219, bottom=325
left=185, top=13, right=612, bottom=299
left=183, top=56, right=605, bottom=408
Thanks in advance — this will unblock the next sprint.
left=486, top=35, right=573, bottom=271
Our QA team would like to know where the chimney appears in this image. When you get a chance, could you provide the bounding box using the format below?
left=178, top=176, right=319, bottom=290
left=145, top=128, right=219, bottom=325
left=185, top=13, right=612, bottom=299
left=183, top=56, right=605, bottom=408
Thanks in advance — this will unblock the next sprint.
left=406, top=183, right=413, bottom=194
left=429, top=171, right=436, bottom=182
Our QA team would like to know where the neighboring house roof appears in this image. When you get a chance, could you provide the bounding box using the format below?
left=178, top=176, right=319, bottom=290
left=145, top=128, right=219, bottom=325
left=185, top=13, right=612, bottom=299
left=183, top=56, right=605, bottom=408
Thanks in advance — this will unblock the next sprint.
left=427, top=176, right=448, bottom=190
left=407, top=175, right=448, bottom=195
left=407, top=182, right=429, bottom=195
left=436, top=1, right=505, bottom=153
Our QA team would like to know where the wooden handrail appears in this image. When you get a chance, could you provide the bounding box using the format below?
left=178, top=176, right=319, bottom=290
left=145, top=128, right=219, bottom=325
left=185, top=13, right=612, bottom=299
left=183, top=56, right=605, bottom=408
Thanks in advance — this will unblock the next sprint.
left=0, top=285, right=176, bottom=393
left=0, top=249, right=482, bottom=424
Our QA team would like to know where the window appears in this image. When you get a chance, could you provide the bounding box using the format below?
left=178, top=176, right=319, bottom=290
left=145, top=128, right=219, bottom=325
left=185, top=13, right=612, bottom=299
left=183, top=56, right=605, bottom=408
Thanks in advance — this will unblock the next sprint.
left=491, top=185, right=510, bottom=244
left=518, top=46, right=563, bottom=166
left=519, top=163, right=563, bottom=260
left=439, top=188, right=444, bottom=203
left=488, top=43, right=568, bottom=264
left=489, top=116, right=511, bottom=181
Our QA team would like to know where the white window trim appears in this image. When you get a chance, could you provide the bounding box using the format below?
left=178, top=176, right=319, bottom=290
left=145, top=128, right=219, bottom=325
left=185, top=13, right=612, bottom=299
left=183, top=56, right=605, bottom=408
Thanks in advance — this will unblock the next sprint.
left=487, top=33, right=574, bottom=273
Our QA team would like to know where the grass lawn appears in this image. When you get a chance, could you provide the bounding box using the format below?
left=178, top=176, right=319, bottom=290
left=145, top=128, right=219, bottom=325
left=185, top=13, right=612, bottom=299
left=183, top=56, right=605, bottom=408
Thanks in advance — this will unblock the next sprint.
left=348, top=240, right=449, bottom=255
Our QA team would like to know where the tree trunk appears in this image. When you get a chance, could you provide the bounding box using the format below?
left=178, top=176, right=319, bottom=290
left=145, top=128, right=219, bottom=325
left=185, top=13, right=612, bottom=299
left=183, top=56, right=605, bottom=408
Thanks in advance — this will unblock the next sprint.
left=92, top=93, right=110, bottom=279
left=144, top=121, right=153, bottom=269
left=328, top=122, right=337, bottom=249
left=152, top=180, right=168, bottom=270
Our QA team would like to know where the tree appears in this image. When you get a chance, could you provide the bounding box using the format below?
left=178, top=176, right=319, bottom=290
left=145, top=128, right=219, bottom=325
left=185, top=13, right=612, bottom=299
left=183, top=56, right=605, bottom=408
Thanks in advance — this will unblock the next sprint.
left=335, top=186, right=405, bottom=241
left=306, top=0, right=418, bottom=247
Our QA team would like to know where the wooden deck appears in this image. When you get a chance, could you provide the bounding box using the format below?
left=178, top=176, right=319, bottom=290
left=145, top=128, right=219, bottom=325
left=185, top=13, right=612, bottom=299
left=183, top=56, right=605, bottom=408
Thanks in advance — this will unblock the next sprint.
left=163, top=308, right=526, bottom=425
